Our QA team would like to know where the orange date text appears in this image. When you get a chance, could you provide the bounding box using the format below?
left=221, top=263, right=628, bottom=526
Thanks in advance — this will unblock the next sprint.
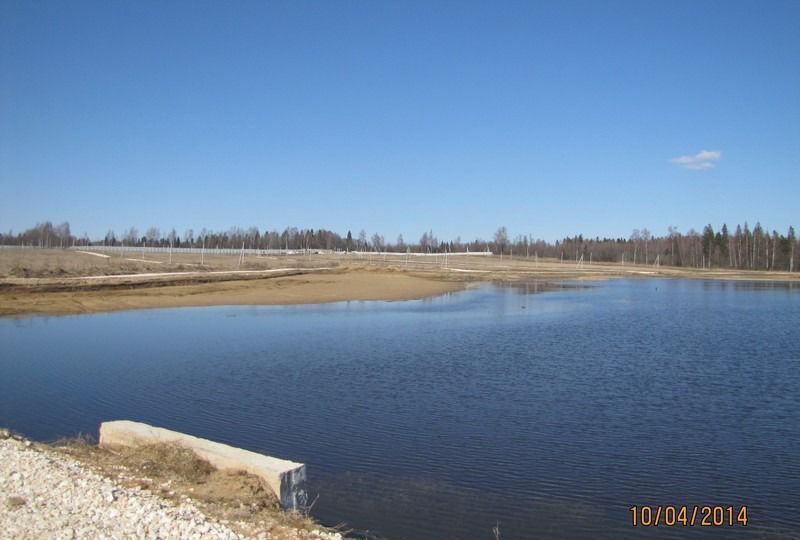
left=629, top=505, right=748, bottom=527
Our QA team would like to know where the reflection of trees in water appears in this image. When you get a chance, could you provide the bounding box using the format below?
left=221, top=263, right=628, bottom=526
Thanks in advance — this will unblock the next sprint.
left=700, top=280, right=798, bottom=292
left=494, top=280, right=593, bottom=296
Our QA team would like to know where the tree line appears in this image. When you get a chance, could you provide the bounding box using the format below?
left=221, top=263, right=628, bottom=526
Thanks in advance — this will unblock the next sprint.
left=2, top=221, right=796, bottom=272
left=529, top=223, right=796, bottom=272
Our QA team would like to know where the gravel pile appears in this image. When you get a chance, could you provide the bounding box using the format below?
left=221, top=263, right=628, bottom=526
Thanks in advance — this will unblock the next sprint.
left=0, top=431, right=342, bottom=540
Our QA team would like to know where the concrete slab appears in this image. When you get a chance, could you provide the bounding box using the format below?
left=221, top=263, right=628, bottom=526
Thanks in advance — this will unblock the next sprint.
left=99, top=420, right=307, bottom=510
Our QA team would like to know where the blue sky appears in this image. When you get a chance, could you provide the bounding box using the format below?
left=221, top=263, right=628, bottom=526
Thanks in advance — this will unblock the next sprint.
left=2, top=1, right=798, bottom=242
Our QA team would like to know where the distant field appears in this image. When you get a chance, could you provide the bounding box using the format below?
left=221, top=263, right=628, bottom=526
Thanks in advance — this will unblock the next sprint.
left=0, top=247, right=331, bottom=278
left=0, top=246, right=797, bottom=282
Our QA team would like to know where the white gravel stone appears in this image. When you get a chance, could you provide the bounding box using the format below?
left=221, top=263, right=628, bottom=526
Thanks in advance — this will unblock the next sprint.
left=0, top=438, right=239, bottom=540
left=0, top=436, right=345, bottom=540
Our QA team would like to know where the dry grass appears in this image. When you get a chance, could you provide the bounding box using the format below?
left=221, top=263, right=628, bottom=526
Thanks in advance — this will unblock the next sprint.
left=0, top=248, right=334, bottom=279
left=52, top=436, right=328, bottom=538
left=3, top=247, right=797, bottom=283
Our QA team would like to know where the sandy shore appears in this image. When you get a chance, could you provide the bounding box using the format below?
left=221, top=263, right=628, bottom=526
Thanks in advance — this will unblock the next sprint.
left=0, top=269, right=465, bottom=316
left=1, top=248, right=797, bottom=316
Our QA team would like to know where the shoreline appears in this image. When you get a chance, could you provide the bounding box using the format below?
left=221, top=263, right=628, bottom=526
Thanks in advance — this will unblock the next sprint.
left=0, top=269, right=465, bottom=317
left=1, top=263, right=797, bottom=317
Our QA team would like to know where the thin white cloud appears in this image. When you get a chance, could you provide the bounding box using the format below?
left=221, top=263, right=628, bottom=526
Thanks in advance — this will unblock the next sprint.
left=671, top=150, right=722, bottom=170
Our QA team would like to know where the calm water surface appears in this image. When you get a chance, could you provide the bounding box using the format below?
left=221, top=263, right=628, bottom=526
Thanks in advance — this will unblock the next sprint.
left=1, top=279, right=799, bottom=539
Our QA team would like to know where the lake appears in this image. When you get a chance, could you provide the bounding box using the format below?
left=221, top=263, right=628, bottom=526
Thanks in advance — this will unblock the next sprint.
left=1, top=279, right=799, bottom=539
